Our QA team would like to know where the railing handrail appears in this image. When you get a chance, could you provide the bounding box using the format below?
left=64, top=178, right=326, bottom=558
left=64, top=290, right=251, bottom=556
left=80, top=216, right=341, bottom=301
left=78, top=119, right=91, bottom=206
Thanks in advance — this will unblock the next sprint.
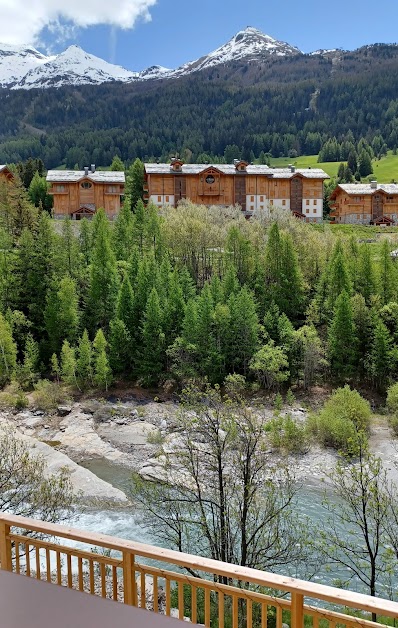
left=1, top=513, right=398, bottom=618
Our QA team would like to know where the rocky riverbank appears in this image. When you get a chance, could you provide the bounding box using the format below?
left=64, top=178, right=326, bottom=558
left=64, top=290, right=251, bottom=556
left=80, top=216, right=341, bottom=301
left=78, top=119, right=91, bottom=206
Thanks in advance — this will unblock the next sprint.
left=2, top=394, right=398, bottom=503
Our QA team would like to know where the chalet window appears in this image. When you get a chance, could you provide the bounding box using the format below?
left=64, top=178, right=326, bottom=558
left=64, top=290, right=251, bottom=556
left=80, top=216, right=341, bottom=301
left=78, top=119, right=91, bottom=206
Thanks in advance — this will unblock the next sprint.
left=251, top=196, right=254, bottom=202
left=81, top=182, right=92, bottom=189
left=269, top=200, right=273, bottom=206
left=306, top=199, right=310, bottom=205
left=313, top=200, right=317, bottom=205
left=306, top=208, right=310, bottom=214
left=165, top=196, right=169, bottom=202
left=282, top=200, right=286, bottom=206
left=107, top=185, right=118, bottom=193
left=260, top=196, right=264, bottom=202
left=56, top=185, right=65, bottom=192
left=157, top=196, right=161, bottom=202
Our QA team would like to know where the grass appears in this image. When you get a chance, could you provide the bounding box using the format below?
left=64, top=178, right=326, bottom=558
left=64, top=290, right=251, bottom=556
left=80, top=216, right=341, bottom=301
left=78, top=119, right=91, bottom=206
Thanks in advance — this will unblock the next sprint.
left=270, top=150, right=398, bottom=182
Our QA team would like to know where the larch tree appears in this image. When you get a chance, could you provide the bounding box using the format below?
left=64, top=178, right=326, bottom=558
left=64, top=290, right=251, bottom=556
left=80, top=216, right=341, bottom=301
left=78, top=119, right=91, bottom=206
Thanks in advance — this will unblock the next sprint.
left=126, top=158, right=145, bottom=211
left=88, top=209, right=119, bottom=330
left=0, top=313, right=17, bottom=386
left=139, top=288, right=165, bottom=385
left=328, top=290, right=357, bottom=377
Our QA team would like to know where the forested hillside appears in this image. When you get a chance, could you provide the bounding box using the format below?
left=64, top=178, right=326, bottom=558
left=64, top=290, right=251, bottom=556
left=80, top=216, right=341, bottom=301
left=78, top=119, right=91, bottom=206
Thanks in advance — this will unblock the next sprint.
left=1, top=178, right=398, bottom=398
left=1, top=45, right=398, bottom=166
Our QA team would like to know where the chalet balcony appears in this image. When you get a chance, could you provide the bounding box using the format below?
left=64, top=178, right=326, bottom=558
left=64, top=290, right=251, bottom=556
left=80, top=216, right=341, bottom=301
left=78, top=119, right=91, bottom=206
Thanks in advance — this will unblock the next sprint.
left=1, top=513, right=398, bottom=628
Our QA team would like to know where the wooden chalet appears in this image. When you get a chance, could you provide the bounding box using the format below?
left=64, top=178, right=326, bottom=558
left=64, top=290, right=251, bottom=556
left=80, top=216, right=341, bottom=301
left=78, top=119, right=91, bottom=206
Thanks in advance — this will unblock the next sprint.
left=0, top=165, right=14, bottom=182
left=329, top=181, right=398, bottom=225
left=144, top=159, right=329, bottom=221
left=46, top=165, right=125, bottom=220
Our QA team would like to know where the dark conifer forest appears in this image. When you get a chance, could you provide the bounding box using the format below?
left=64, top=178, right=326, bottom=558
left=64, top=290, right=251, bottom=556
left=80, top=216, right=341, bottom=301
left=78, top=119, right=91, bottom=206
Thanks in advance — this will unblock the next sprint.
left=1, top=176, right=398, bottom=395
left=1, top=44, right=398, bottom=166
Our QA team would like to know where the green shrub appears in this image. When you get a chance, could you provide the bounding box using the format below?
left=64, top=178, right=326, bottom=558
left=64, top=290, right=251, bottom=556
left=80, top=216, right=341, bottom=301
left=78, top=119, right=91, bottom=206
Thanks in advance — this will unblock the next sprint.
left=309, top=386, right=371, bottom=453
left=286, top=388, right=295, bottom=406
left=388, top=414, right=398, bottom=436
left=273, top=392, right=283, bottom=413
left=147, top=429, right=164, bottom=445
left=387, top=382, right=398, bottom=414
left=266, top=414, right=309, bottom=454
left=32, top=379, right=69, bottom=412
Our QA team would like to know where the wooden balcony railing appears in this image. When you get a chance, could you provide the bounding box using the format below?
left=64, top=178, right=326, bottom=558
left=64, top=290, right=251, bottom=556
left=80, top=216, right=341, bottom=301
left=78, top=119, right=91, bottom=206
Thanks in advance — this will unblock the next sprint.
left=1, top=513, right=398, bottom=627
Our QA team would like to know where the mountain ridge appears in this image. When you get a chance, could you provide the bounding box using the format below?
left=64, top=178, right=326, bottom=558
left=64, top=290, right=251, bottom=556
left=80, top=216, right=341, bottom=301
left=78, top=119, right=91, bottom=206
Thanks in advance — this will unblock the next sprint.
left=1, top=27, right=394, bottom=90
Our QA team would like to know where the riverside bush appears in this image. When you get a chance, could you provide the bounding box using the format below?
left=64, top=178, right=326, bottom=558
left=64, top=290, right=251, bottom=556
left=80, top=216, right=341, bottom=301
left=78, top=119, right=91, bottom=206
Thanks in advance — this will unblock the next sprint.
left=32, top=379, right=69, bottom=411
left=266, top=414, right=309, bottom=453
left=308, top=386, right=371, bottom=453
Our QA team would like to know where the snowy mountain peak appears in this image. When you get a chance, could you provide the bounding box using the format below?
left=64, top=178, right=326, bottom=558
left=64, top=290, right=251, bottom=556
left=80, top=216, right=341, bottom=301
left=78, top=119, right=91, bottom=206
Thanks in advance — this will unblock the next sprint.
left=0, top=43, right=50, bottom=87
left=15, top=45, right=138, bottom=89
left=168, top=27, right=302, bottom=78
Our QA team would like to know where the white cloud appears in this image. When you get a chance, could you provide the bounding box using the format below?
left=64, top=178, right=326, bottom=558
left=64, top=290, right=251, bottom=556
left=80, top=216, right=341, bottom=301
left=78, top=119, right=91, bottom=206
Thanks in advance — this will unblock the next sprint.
left=0, top=0, right=157, bottom=46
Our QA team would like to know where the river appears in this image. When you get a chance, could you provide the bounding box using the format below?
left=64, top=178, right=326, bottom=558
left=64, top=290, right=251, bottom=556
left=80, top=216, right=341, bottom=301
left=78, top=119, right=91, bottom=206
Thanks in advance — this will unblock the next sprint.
left=71, top=458, right=361, bottom=593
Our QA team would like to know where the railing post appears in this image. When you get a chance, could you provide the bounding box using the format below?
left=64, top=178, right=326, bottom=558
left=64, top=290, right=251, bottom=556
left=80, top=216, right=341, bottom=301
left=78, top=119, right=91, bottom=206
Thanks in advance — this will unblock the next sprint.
left=123, top=550, right=136, bottom=606
left=291, top=592, right=304, bottom=628
left=0, top=521, right=12, bottom=572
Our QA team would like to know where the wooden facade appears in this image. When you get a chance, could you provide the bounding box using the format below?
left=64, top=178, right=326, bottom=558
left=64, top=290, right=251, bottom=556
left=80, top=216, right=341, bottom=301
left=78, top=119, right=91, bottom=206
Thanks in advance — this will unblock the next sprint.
left=0, top=165, right=14, bottom=183
left=145, top=160, right=329, bottom=221
left=329, top=182, right=398, bottom=225
left=46, top=166, right=125, bottom=220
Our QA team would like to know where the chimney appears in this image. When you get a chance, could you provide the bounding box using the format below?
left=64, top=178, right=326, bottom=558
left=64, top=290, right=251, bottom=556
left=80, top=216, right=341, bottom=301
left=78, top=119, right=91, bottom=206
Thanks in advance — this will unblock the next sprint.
left=289, top=164, right=296, bottom=173
left=90, top=164, right=96, bottom=173
left=233, top=159, right=239, bottom=165
left=84, top=166, right=89, bottom=176
left=370, top=180, right=377, bottom=189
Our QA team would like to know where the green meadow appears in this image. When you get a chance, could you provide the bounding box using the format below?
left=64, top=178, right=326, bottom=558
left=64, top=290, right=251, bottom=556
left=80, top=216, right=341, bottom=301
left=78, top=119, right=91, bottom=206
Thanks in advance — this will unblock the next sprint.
left=270, top=151, right=398, bottom=182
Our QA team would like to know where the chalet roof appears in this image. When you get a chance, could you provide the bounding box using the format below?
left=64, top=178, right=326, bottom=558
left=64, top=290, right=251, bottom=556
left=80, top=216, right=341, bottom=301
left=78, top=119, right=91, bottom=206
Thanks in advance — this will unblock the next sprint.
left=337, top=183, right=398, bottom=195
left=144, top=163, right=329, bottom=179
left=46, top=170, right=125, bottom=183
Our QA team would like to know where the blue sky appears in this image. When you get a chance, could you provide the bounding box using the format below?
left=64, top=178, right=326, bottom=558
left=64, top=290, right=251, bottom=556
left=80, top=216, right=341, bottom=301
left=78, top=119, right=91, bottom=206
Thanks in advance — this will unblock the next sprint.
left=2, top=0, right=398, bottom=70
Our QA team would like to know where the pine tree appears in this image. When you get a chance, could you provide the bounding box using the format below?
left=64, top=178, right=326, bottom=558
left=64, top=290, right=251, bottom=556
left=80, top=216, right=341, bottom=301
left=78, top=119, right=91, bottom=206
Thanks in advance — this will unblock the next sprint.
left=60, top=340, right=77, bottom=386
left=280, top=232, right=304, bottom=320
left=110, top=155, right=125, bottom=171
left=88, top=209, right=119, bottom=330
left=113, top=201, right=133, bottom=261
left=79, top=218, right=92, bottom=266
left=227, top=288, right=259, bottom=375
left=61, top=217, right=81, bottom=278
left=19, top=333, right=39, bottom=388
left=222, top=264, right=240, bottom=301
left=328, top=290, right=357, bottom=377
left=45, top=277, right=79, bottom=355
left=324, top=241, right=352, bottom=315
left=126, top=158, right=145, bottom=210
left=132, top=199, right=146, bottom=252
left=77, top=329, right=93, bottom=388
left=0, top=312, right=17, bottom=386
left=28, top=171, right=53, bottom=213
left=93, top=329, right=112, bottom=390
left=50, top=353, right=60, bottom=383
left=378, top=239, right=396, bottom=305
left=357, top=245, right=376, bottom=305
left=368, top=320, right=391, bottom=390
left=139, top=288, right=165, bottom=384
left=358, top=150, right=373, bottom=177
left=351, top=294, right=373, bottom=375
left=116, top=275, right=135, bottom=333
left=109, top=319, right=131, bottom=375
